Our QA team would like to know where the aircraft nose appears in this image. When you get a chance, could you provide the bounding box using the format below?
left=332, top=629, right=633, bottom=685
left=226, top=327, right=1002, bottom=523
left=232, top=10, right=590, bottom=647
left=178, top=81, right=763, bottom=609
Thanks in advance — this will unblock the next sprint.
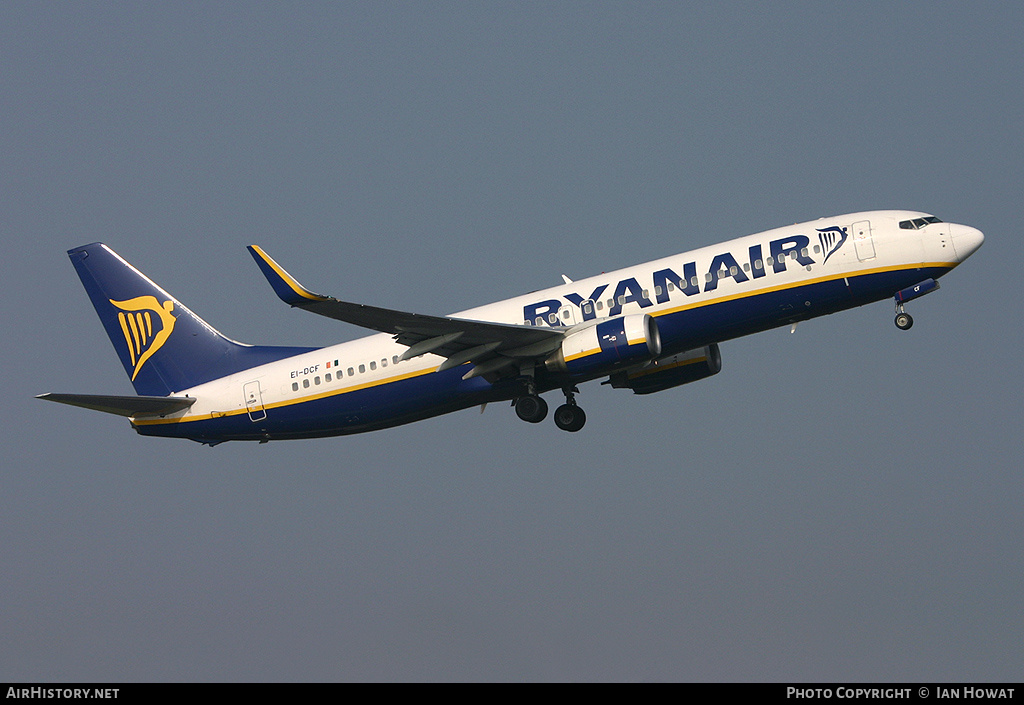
left=950, top=224, right=985, bottom=262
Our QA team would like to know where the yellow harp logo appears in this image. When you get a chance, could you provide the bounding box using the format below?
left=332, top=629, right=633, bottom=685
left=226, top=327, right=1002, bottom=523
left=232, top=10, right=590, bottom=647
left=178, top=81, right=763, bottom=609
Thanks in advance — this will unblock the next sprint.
left=110, top=296, right=177, bottom=380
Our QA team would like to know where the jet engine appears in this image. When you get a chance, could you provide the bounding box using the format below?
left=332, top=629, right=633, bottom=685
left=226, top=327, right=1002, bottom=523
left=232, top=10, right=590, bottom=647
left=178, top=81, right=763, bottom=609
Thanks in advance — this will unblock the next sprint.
left=605, top=343, right=721, bottom=394
left=545, top=314, right=661, bottom=376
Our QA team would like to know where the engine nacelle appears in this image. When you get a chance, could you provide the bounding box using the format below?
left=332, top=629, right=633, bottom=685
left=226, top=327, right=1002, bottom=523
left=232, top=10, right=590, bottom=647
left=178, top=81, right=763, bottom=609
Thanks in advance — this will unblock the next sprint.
left=605, top=343, right=722, bottom=395
left=545, top=314, right=661, bottom=376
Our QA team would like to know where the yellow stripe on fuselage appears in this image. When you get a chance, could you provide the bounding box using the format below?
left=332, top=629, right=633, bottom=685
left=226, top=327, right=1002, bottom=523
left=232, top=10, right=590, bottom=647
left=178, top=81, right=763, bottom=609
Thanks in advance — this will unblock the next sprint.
left=651, top=262, right=954, bottom=320
left=131, top=364, right=438, bottom=426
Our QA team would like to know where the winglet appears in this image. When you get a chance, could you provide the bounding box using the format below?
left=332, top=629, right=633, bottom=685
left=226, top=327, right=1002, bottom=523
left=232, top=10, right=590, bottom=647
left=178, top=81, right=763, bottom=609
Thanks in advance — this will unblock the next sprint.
left=247, top=245, right=330, bottom=306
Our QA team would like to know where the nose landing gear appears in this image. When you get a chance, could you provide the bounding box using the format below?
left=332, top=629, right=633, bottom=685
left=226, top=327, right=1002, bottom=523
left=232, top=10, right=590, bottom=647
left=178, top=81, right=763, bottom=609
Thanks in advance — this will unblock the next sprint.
left=893, top=278, right=940, bottom=330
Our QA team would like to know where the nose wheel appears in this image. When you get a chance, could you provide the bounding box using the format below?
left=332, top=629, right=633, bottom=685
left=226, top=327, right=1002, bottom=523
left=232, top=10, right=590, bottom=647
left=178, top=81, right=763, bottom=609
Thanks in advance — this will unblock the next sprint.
left=894, top=302, right=914, bottom=330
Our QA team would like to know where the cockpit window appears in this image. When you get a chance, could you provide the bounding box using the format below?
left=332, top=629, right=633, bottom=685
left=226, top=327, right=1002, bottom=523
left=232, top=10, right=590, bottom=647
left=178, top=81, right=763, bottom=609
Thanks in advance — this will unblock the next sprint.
left=899, top=216, right=944, bottom=230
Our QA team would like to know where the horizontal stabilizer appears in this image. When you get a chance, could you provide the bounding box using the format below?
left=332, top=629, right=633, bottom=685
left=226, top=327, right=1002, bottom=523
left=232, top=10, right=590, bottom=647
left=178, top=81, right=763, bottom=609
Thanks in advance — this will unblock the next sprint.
left=36, top=393, right=196, bottom=417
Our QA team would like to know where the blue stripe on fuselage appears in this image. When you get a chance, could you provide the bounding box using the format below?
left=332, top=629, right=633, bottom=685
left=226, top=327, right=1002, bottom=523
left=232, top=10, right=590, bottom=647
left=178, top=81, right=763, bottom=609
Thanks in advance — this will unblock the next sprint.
left=651, top=265, right=952, bottom=357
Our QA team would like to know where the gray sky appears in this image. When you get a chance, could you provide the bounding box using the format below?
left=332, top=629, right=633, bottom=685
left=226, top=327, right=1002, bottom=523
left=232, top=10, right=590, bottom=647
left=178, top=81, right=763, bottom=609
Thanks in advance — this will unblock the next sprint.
left=3, top=2, right=1022, bottom=681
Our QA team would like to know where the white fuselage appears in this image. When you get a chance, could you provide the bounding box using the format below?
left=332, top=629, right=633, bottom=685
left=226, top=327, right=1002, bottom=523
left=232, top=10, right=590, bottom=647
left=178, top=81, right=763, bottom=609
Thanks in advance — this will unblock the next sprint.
left=132, top=210, right=983, bottom=441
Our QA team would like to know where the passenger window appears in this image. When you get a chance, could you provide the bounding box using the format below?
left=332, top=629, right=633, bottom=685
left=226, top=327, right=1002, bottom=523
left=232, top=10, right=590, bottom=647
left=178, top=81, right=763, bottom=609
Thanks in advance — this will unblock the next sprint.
left=325, top=373, right=332, bottom=382
left=705, top=273, right=713, bottom=283
left=654, top=286, right=662, bottom=296
left=548, top=313, right=558, bottom=324
left=381, top=359, right=387, bottom=368
left=743, top=263, right=750, bottom=272
left=754, top=259, right=763, bottom=270
left=800, top=248, right=809, bottom=258
left=292, top=382, right=299, bottom=392
left=359, top=364, right=365, bottom=374
left=666, top=282, right=674, bottom=292
left=370, top=361, right=377, bottom=371
left=691, top=276, right=699, bottom=287
left=596, top=300, right=603, bottom=310
left=348, top=367, right=354, bottom=376
left=729, top=266, right=738, bottom=276
left=393, top=355, right=399, bottom=364
left=617, top=295, right=625, bottom=305
left=535, top=317, right=544, bottom=326
left=303, top=379, right=310, bottom=388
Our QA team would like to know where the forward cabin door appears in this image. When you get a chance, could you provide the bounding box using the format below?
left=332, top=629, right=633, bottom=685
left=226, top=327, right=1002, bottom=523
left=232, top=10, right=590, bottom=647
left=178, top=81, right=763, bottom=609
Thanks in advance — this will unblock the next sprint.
left=851, top=220, right=876, bottom=261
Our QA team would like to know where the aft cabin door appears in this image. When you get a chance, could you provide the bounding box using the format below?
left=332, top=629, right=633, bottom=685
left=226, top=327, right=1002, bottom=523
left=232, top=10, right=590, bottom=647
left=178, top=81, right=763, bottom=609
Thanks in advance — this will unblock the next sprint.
left=852, top=220, right=876, bottom=261
left=243, top=380, right=267, bottom=422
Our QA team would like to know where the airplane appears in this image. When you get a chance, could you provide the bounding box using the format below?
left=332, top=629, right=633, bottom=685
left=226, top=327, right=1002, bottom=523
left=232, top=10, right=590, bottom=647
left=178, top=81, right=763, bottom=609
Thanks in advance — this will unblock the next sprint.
left=37, top=210, right=984, bottom=445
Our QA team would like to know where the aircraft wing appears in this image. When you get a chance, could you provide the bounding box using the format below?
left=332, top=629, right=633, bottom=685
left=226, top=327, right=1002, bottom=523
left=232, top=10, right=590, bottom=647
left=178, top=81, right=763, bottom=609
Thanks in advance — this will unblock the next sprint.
left=248, top=246, right=564, bottom=379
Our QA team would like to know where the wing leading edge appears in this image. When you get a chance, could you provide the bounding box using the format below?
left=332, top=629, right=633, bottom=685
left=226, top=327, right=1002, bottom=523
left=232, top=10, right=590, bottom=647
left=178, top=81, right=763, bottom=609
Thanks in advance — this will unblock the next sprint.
left=247, top=246, right=564, bottom=379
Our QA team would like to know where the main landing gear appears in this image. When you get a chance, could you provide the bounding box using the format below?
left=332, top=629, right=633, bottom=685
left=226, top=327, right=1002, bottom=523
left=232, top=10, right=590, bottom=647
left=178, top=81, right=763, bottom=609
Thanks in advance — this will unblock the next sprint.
left=553, top=387, right=586, bottom=433
left=513, top=383, right=587, bottom=432
left=514, top=394, right=548, bottom=423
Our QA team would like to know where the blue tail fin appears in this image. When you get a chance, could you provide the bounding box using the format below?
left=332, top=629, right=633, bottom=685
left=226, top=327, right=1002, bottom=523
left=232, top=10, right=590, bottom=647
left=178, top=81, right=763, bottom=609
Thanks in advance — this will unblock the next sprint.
left=69, top=243, right=317, bottom=396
